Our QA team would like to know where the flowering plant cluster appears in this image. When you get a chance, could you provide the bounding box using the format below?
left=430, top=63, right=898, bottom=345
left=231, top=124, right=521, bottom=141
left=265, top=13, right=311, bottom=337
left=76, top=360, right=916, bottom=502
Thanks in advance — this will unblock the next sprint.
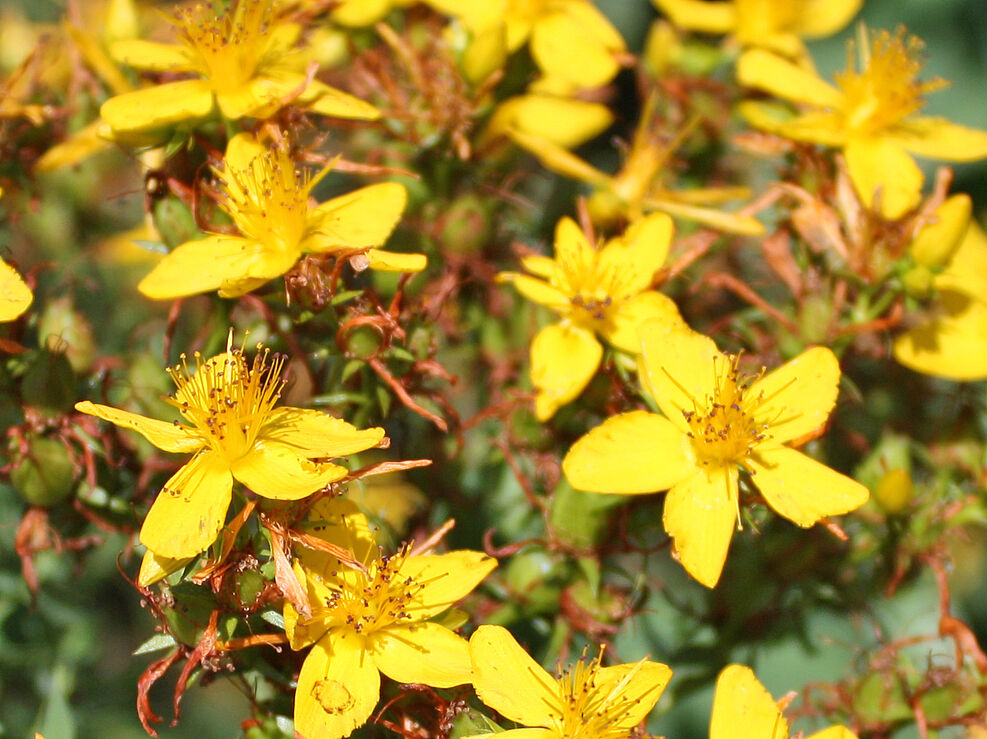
left=3, top=0, right=987, bottom=738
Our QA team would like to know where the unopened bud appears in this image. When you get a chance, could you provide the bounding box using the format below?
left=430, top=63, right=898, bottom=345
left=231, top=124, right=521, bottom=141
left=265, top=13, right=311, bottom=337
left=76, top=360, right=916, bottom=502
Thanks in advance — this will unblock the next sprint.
left=874, top=468, right=913, bottom=514
left=910, top=194, right=971, bottom=269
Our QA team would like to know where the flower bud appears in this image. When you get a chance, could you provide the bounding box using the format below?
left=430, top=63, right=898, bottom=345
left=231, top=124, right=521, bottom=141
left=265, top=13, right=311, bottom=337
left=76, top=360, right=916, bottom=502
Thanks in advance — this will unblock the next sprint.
left=910, top=193, right=971, bottom=268
left=873, top=468, right=913, bottom=514
left=11, top=436, right=76, bottom=507
left=38, top=297, right=96, bottom=373
left=902, top=264, right=934, bottom=298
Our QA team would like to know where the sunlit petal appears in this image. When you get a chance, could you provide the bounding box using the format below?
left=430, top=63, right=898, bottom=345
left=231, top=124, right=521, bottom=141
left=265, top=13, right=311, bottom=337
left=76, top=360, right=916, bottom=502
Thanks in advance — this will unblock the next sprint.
left=710, top=665, right=788, bottom=739
left=663, top=466, right=737, bottom=588
left=563, top=410, right=694, bottom=493
left=140, top=452, right=233, bottom=559
left=844, top=137, right=923, bottom=220
left=372, top=623, right=471, bottom=688
left=531, top=322, right=602, bottom=420
left=74, top=400, right=204, bottom=454
left=399, top=551, right=497, bottom=619
left=231, top=440, right=348, bottom=500
left=747, top=446, right=869, bottom=527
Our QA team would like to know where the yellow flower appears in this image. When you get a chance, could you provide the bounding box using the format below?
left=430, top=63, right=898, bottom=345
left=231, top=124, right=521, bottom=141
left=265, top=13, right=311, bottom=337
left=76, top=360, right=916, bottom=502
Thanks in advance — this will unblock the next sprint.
left=509, top=96, right=763, bottom=235
left=894, top=217, right=987, bottom=380
left=0, top=187, right=32, bottom=322
left=498, top=214, right=684, bottom=420
left=137, top=132, right=416, bottom=300
left=738, top=28, right=987, bottom=219
left=652, top=0, right=861, bottom=57
left=563, top=322, right=868, bottom=587
left=0, top=258, right=32, bottom=322
left=74, top=340, right=385, bottom=559
left=285, top=499, right=496, bottom=739
left=483, top=92, right=614, bottom=150
left=428, top=0, right=625, bottom=90
left=100, top=0, right=378, bottom=140
left=468, top=624, right=672, bottom=739
left=711, top=664, right=857, bottom=739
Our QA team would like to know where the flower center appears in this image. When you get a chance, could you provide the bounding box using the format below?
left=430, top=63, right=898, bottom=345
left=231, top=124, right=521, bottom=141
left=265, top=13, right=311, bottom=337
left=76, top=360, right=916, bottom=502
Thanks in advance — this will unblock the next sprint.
left=173, top=0, right=280, bottom=95
left=554, top=649, right=653, bottom=739
left=681, top=354, right=768, bottom=467
left=318, top=546, right=424, bottom=635
left=217, top=143, right=325, bottom=254
left=836, top=29, right=946, bottom=136
left=166, top=344, right=285, bottom=462
left=555, top=250, right=635, bottom=330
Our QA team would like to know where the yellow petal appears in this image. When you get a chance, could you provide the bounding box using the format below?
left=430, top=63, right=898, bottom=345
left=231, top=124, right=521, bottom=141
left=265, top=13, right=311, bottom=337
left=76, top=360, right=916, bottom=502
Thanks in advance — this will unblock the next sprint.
left=469, top=625, right=558, bottom=726
left=748, top=346, right=840, bottom=445
left=604, top=292, right=683, bottom=354
left=595, top=661, right=672, bottom=728
left=737, top=49, right=844, bottom=108
left=35, top=120, right=114, bottom=172
left=651, top=0, right=735, bottom=33
left=519, top=254, right=556, bottom=279
left=295, top=632, right=380, bottom=739
left=230, top=440, right=348, bottom=500
left=531, top=322, right=602, bottom=420
left=305, top=81, right=381, bottom=121
left=366, top=249, right=427, bottom=272
left=309, top=183, right=407, bottom=250
left=937, top=221, right=987, bottom=296
left=372, top=623, right=471, bottom=687
left=638, top=321, right=720, bottom=430
left=100, top=80, right=215, bottom=134
left=563, top=410, right=694, bottom=493
left=331, top=0, right=393, bottom=26
left=216, top=76, right=298, bottom=120
left=558, top=1, right=626, bottom=52
left=140, top=452, right=234, bottom=559
left=509, top=130, right=612, bottom=187
left=223, top=132, right=267, bottom=172
left=736, top=102, right=847, bottom=147
left=794, top=0, right=863, bottom=38
left=137, top=550, right=192, bottom=588
left=554, top=216, right=595, bottom=270
left=499, top=272, right=569, bottom=311
left=261, top=408, right=384, bottom=457
left=663, top=466, right=737, bottom=588
left=889, top=117, right=987, bottom=163
left=399, top=551, right=497, bottom=619
left=109, top=39, right=191, bottom=72
left=807, top=727, right=858, bottom=739
left=74, top=400, right=204, bottom=454
left=489, top=95, right=613, bottom=149
left=710, top=665, right=788, bottom=739
left=463, top=22, right=507, bottom=84
left=598, top=212, right=673, bottom=295
left=137, top=235, right=298, bottom=300
left=641, top=196, right=765, bottom=235
left=530, top=10, right=620, bottom=89
left=844, top=137, right=923, bottom=220
left=747, top=446, right=869, bottom=527
left=893, top=290, right=987, bottom=380
left=0, top=257, right=32, bottom=321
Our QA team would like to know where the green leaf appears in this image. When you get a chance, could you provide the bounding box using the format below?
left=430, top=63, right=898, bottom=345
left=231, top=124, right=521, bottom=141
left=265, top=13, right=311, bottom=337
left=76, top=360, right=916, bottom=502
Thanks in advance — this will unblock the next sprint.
left=132, top=633, right=178, bottom=655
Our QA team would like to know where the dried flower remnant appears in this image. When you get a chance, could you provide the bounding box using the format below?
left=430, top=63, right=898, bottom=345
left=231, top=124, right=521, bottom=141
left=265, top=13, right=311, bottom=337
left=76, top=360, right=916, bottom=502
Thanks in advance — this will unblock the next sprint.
left=75, top=338, right=385, bottom=559
left=738, top=28, right=987, bottom=219
left=137, top=132, right=415, bottom=300
left=498, top=213, right=684, bottom=420
left=100, top=0, right=379, bottom=140
left=563, top=321, right=868, bottom=587
left=285, top=499, right=496, bottom=739
left=468, top=624, right=672, bottom=739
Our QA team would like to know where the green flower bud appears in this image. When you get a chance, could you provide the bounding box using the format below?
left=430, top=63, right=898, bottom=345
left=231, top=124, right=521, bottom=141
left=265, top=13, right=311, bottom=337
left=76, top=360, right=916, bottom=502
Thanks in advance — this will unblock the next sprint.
left=11, top=436, right=76, bottom=507
left=38, top=296, right=96, bottom=372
